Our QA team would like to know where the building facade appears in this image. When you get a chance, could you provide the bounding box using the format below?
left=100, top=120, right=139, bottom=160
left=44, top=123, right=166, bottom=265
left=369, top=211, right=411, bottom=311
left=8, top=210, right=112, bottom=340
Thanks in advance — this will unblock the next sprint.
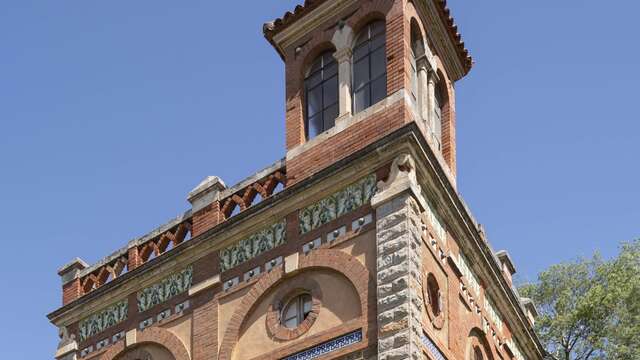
left=48, top=1, right=544, bottom=359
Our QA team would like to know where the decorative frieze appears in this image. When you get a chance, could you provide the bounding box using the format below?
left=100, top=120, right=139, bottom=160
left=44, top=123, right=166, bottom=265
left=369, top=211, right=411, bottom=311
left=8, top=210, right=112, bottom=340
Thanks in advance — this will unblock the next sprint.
left=484, top=296, right=504, bottom=333
left=299, top=174, right=376, bottom=234
left=78, top=300, right=128, bottom=342
left=506, top=339, right=526, bottom=360
left=423, top=194, right=446, bottom=243
left=219, top=220, right=287, bottom=272
left=457, top=253, right=481, bottom=297
left=283, top=330, right=363, bottom=360
left=137, top=266, right=193, bottom=313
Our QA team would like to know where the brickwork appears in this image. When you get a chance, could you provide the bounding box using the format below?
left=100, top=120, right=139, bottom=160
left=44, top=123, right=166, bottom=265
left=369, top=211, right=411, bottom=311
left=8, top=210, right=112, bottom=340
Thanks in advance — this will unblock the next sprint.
left=49, top=2, right=545, bottom=360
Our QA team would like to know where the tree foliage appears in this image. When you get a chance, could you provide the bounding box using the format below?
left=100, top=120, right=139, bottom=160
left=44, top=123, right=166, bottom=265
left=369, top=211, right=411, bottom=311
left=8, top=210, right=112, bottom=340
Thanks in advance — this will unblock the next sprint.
left=519, top=240, right=640, bottom=360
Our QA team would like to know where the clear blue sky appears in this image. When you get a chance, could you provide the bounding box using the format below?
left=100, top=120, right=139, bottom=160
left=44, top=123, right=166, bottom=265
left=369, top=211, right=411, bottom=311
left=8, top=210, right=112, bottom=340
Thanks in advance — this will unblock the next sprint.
left=1, top=1, right=638, bottom=358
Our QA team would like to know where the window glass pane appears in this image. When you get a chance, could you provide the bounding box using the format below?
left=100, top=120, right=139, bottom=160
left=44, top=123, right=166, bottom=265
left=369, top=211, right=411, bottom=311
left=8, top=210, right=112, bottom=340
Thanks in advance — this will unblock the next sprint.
left=309, top=57, right=322, bottom=74
left=302, top=295, right=312, bottom=314
left=324, top=61, right=338, bottom=78
left=323, top=76, right=338, bottom=106
left=306, top=72, right=322, bottom=89
left=371, top=76, right=387, bottom=105
left=371, top=20, right=385, bottom=36
left=284, top=302, right=298, bottom=320
left=370, top=47, right=386, bottom=79
left=355, top=30, right=368, bottom=46
left=284, top=317, right=298, bottom=328
left=371, top=33, right=385, bottom=51
left=354, top=86, right=369, bottom=113
left=323, top=104, right=338, bottom=130
left=308, top=114, right=322, bottom=139
left=307, top=86, right=322, bottom=116
left=353, top=58, right=370, bottom=91
left=354, top=42, right=370, bottom=61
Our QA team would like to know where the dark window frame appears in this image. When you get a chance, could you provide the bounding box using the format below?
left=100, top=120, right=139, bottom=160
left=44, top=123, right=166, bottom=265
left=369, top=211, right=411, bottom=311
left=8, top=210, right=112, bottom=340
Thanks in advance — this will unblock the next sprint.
left=352, top=20, right=387, bottom=114
left=304, top=51, right=339, bottom=140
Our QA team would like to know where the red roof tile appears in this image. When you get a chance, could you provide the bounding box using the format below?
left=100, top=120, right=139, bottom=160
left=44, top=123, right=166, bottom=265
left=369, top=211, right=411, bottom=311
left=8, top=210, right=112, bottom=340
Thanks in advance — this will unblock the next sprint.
left=263, top=0, right=473, bottom=76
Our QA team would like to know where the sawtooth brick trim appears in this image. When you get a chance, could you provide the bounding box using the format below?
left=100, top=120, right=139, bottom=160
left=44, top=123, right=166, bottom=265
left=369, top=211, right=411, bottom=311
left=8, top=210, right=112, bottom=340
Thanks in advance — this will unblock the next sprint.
left=266, top=277, right=322, bottom=341
left=101, top=327, right=190, bottom=360
left=217, top=249, right=372, bottom=360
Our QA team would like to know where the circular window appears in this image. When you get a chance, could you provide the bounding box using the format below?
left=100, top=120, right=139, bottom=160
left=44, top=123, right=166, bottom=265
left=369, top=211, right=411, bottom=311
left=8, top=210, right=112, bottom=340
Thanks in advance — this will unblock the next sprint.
left=427, top=274, right=442, bottom=316
left=266, top=279, right=322, bottom=341
left=423, top=273, right=445, bottom=329
left=281, top=293, right=313, bottom=329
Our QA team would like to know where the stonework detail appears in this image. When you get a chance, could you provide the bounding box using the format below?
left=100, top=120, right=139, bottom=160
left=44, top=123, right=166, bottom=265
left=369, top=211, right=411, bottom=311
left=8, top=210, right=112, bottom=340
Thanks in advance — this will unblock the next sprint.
left=136, top=266, right=193, bottom=313
left=507, top=338, right=527, bottom=360
left=219, top=220, right=286, bottom=272
left=78, top=300, right=128, bottom=342
left=299, top=174, right=377, bottom=234
left=375, top=193, right=425, bottom=359
left=373, top=154, right=426, bottom=360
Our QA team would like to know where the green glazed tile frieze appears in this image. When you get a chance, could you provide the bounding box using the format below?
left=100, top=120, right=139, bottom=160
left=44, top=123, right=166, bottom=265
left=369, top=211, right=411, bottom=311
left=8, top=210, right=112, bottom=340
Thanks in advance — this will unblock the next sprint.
left=78, top=300, right=128, bottom=342
left=137, top=266, right=193, bottom=313
left=219, top=220, right=287, bottom=272
left=299, top=174, right=377, bottom=235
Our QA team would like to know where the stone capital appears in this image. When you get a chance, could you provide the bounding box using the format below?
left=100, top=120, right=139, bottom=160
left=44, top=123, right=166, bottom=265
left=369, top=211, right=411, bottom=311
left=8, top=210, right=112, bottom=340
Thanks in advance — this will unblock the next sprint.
left=333, top=47, right=353, bottom=63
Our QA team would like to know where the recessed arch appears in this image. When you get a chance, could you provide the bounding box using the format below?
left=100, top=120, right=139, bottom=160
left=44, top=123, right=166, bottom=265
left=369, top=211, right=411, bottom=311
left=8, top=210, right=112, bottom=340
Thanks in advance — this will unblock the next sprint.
left=466, top=327, right=495, bottom=360
left=218, top=249, right=372, bottom=360
left=101, top=327, right=190, bottom=360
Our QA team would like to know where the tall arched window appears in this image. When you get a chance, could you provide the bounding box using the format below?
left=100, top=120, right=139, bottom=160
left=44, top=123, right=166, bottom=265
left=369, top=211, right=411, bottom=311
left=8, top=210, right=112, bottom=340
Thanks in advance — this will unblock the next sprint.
left=410, top=21, right=424, bottom=104
left=353, top=20, right=386, bottom=114
left=305, top=51, right=338, bottom=139
left=432, top=82, right=444, bottom=150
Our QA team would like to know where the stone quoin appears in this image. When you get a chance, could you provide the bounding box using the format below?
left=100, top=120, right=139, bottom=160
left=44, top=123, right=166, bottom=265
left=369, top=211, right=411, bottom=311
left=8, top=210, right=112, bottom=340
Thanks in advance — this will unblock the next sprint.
left=48, top=1, right=544, bottom=359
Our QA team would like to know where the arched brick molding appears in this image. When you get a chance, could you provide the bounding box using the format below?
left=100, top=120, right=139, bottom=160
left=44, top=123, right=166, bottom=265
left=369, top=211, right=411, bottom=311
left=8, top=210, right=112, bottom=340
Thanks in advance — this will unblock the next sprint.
left=101, top=327, right=190, bottom=360
left=218, top=249, right=372, bottom=360
left=465, top=328, right=495, bottom=360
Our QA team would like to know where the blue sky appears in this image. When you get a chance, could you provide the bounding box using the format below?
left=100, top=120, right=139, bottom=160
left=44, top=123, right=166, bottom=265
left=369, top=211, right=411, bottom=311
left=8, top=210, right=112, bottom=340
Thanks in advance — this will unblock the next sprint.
left=1, top=1, right=638, bottom=358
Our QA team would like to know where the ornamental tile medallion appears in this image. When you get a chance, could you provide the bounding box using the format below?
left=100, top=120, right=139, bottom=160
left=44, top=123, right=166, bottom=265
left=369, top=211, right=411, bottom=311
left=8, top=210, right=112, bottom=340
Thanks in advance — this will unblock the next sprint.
left=299, top=174, right=377, bottom=234
left=137, top=266, right=193, bottom=313
left=78, top=300, right=128, bottom=342
left=219, top=220, right=286, bottom=272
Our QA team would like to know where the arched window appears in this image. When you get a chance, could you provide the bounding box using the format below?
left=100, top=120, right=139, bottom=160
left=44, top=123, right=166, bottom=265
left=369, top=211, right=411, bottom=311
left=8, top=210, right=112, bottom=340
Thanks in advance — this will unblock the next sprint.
left=281, top=293, right=312, bottom=328
left=432, top=82, right=445, bottom=150
left=353, top=20, right=387, bottom=114
left=305, top=51, right=338, bottom=139
left=410, top=21, right=424, bottom=104
left=474, top=346, right=484, bottom=360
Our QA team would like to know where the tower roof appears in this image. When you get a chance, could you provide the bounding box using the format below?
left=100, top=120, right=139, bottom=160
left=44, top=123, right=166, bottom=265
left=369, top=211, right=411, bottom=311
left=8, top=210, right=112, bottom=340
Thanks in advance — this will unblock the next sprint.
left=263, top=0, right=473, bottom=76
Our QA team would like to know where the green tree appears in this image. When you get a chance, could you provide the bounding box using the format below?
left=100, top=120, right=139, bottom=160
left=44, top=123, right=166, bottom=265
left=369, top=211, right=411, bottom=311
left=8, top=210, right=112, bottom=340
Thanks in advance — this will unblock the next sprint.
left=519, top=240, right=640, bottom=360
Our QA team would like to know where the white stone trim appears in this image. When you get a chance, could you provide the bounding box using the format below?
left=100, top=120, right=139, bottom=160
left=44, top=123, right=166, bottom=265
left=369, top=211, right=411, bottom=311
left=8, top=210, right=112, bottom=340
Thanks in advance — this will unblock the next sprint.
left=188, top=275, right=220, bottom=296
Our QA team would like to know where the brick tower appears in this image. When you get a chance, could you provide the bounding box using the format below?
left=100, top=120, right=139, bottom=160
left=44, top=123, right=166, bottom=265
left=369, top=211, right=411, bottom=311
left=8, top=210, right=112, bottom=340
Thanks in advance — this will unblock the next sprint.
left=48, top=1, right=544, bottom=360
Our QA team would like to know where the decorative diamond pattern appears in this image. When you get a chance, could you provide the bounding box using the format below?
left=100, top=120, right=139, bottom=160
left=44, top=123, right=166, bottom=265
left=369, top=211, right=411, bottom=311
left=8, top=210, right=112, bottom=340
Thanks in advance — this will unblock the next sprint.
left=137, top=266, right=193, bottom=313
left=299, top=174, right=377, bottom=235
left=283, top=330, right=363, bottom=360
left=78, top=300, right=128, bottom=342
left=219, top=220, right=287, bottom=272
